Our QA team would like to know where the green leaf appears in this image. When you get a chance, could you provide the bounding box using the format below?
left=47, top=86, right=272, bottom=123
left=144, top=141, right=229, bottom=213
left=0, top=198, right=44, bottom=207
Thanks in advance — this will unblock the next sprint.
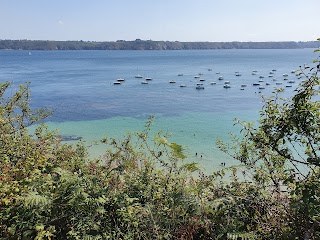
left=181, top=162, right=200, bottom=172
left=169, top=142, right=186, bottom=159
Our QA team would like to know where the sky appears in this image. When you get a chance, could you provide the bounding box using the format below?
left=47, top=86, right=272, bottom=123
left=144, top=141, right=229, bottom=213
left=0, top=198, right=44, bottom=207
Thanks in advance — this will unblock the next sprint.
left=1, top=0, right=319, bottom=42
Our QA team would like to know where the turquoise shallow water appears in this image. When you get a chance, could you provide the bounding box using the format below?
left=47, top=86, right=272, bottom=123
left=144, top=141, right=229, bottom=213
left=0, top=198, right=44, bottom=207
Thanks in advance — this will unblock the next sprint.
left=0, top=49, right=316, bottom=172
left=42, top=110, right=258, bottom=172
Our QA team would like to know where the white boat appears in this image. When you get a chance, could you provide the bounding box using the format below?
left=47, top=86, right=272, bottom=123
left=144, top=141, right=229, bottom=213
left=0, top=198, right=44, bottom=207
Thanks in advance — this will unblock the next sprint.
left=145, top=77, right=152, bottom=81
left=194, top=76, right=200, bottom=79
left=113, top=82, right=121, bottom=85
left=253, top=70, right=258, bottom=72
left=259, top=79, right=264, bottom=82
left=291, top=70, right=296, bottom=73
left=235, top=73, right=241, bottom=76
left=141, top=81, right=148, bottom=84
left=273, top=78, right=277, bottom=81
left=272, top=69, right=277, bottom=71
left=224, top=81, right=230, bottom=84
left=180, top=84, right=187, bottom=87
left=268, top=75, right=273, bottom=78
left=216, top=72, right=220, bottom=74
left=199, top=79, right=206, bottom=82
left=284, top=78, right=288, bottom=80
left=177, top=73, right=183, bottom=76
left=259, top=86, right=265, bottom=90
left=135, top=74, right=143, bottom=78
left=259, top=76, right=264, bottom=78
left=117, top=78, right=125, bottom=82
left=240, top=88, right=245, bottom=90
left=266, top=82, right=270, bottom=85
left=288, top=80, right=295, bottom=83
left=252, top=72, right=257, bottom=75
left=169, top=80, right=176, bottom=83
left=283, top=73, right=288, bottom=77
left=223, top=84, right=231, bottom=88
left=218, top=76, right=224, bottom=80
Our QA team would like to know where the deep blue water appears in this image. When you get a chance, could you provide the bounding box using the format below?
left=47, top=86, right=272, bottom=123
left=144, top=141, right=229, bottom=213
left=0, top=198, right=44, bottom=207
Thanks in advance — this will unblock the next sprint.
left=0, top=49, right=315, bottom=122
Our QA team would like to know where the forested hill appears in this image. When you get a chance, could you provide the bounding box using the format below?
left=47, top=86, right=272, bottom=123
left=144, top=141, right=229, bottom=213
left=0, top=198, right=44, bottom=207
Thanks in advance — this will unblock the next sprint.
left=0, top=39, right=319, bottom=50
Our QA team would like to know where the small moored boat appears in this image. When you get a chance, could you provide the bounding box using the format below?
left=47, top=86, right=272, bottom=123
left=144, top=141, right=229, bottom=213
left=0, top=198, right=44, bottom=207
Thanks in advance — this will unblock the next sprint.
left=196, top=83, right=204, bottom=89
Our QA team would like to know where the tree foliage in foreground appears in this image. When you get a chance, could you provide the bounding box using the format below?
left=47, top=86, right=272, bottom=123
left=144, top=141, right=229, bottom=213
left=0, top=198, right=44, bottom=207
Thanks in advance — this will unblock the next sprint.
left=1, top=48, right=320, bottom=239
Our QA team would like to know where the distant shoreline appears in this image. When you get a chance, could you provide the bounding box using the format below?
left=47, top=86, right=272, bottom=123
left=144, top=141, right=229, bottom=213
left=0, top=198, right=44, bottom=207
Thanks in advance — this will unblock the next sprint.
left=0, top=39, right=319, bottom=50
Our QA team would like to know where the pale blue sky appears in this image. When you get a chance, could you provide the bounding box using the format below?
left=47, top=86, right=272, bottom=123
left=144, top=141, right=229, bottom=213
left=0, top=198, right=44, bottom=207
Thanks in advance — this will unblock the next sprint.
left=1, top=0, right=319, bottom=42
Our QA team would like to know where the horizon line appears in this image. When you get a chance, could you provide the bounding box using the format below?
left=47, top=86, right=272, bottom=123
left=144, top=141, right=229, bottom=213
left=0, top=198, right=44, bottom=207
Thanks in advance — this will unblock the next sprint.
left=0, top=39, right=318, bottom=43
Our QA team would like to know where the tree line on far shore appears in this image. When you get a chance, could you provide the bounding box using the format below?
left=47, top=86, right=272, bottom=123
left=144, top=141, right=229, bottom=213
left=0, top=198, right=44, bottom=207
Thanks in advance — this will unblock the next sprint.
left=0, top=39, right=320, bottom=50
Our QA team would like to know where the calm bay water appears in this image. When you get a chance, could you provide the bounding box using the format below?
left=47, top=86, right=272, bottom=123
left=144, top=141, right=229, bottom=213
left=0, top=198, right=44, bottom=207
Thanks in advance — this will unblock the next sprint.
left=0, top=49, right=315, bottom=171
